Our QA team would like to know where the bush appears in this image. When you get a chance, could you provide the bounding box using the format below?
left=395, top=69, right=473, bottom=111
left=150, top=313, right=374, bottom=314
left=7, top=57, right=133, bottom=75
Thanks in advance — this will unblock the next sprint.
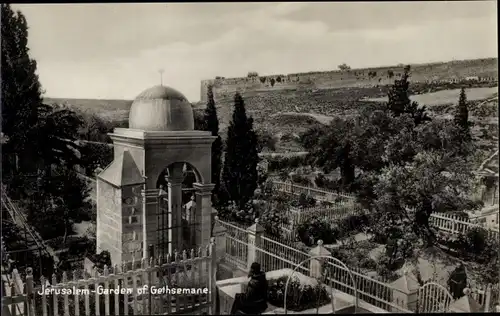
left=290, top=174, right=311, bottom=186
left=267, top=275, right=331, bottom=312
left=335, top=214, right=369, bottom=239
left=315, top=174, right=340, bottom=191
left=292, top=193, right=316, bottom=208
left=217, top=200, right=256, bottom=225
left=259, top=201, right=289, bottom=239
left=267, top=155, right=308, bottom=172
left=297, top=218, right=338, bottom=246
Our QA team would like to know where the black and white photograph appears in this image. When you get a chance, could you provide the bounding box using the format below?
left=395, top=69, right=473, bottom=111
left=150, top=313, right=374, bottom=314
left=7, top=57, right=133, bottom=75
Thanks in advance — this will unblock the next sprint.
left=1, top=2, right=498, bottom=315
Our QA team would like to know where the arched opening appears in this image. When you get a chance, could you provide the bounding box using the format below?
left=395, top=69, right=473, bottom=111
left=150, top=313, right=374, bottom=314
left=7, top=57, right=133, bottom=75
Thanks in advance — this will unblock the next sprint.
left=154, top=162, right=203, bottom=259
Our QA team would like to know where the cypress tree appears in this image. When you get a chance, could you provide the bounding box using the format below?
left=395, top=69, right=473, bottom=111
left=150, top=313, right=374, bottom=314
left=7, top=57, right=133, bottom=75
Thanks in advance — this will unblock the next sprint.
left=387, top=65, right=430, bottom=125
left=454, top=87, right=470, bottom=138
left=202, top=85, right=223, bottom=205
left=221, top=93, right=259, bottom=210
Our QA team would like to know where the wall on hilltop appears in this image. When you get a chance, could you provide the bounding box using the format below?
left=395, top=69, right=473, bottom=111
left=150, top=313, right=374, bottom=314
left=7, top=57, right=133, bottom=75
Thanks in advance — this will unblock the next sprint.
left=200, top=58, right=498, bottom=102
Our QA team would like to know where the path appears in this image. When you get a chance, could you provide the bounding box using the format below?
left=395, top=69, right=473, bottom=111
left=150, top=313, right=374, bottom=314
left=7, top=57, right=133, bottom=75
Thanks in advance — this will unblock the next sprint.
left=1, top=187, right=59, bottom=264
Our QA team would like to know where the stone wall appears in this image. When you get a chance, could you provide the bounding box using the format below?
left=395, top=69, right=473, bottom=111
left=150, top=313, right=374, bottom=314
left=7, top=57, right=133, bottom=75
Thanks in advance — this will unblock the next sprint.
left=200, top=58, right=498, bottom=102
left=96, top=181, right=123, bottom=265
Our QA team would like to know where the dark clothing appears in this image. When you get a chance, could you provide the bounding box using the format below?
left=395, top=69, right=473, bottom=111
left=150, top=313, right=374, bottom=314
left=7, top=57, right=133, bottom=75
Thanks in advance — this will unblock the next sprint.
left=231, top=272, right=268, bottom=314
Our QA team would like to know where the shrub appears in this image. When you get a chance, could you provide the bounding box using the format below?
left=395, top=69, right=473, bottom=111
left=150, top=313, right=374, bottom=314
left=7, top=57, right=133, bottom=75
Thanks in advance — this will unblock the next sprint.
left=359, top=257, right=378, bottom=270
left=297, top=218, right=338, bottom=246
left=260, top=77, right=266, bottom=83
left=259, top=201, right=289, bottom=239
left=267, top=275, right=331, bottom=312
left=315, top=174, right=340, bottom=191
left=293, top=193, right=316, bottom=208
left=267, top=155, right=308, bottom=172
left=290, top=174, right=311, bottom=186
left=335, top=214, right=369, bottom=239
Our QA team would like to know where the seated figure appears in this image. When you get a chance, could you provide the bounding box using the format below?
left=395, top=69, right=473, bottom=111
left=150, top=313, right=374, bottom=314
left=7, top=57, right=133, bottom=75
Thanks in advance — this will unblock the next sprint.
left=230, top=262, right=268, bottom=315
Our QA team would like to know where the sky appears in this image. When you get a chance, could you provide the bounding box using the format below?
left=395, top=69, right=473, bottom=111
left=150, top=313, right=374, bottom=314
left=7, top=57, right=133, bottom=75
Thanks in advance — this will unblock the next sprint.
left=13, top=2, right=498, bottom=102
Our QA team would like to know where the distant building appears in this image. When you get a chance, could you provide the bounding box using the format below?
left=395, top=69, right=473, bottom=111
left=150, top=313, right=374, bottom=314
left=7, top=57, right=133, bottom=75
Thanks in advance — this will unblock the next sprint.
left=465, top=76, right=479, bottom=81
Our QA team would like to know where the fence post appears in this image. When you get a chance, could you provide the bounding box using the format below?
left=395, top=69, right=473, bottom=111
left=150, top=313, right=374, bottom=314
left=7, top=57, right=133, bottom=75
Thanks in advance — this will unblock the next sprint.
left=389, top=270, right=420, bottom=312
left=448, top=288, right=482, bottom=312
left=25, top=268, right=35, bottom=316
left=308, top=240, right=331, bottom=278
left=246, top=219, right=265, bottom=271
left=209, top=238, right=217, bottom=315
left=212, top=216, right=227, bottom=264
left=483, top=284, right=492, bottom=312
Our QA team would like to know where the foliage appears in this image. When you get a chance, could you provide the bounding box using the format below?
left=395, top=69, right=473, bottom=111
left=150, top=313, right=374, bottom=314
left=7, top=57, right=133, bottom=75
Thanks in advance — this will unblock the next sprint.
left=25, top=164, right=91, bottom=241
left=290, top=174, right=311, bottom=186
left=267, top=275, right=331, bottom=312
left=247, top=71, right=259, bottom=77
left=301, top=73, right=479, bottom=269
left=454, top=87, right=471, bottom=140
left=259, top=200, right=289, bottom=238
left=338, top=63, right=351, bottom=71
left=266, top=155, right=308, bottom=172
left=33, top=107, right=84, bottom=168
left=386, top=65, right=430, bottom=126
left=217, top=200, right=256, bottom=225
left=387, top=70, right=394, bottom=78
left=292, top=193, right=316, bottom=208
left=374, top=254, right=400, bottom=281
left=314, top=174, right=340, bottom=191
left=334, top=214, right=370, bottom=240
left=297, top=218, right=338, bottom=246
left=88, top=250, right=112, bottom=271
left=447, top=264, right=467, bottom=300
left=79, top=142, right=113, bottom=175
left=221, top=93, right=260, bottom=209
left=1, top=4, right=43, bottom=158
left=256, top=129, right=277, bottom=151
left=201, top=85, right=224, bottom=206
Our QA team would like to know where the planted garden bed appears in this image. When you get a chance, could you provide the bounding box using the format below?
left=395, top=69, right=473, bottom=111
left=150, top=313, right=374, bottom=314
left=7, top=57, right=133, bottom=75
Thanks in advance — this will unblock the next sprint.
left=267, top=275, right=331, bottom=312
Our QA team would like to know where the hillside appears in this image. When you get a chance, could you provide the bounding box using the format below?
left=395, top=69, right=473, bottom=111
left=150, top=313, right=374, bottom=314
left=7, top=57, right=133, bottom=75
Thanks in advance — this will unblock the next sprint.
left=202, top=57, right=498, bottom=101
left=44, top=97, right=132, bottom=122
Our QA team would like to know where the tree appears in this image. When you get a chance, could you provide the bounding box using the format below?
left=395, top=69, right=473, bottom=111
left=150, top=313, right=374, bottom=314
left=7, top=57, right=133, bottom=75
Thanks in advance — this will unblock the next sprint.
left=202, top=85, right=223, bottom=205
left=2, top=4, right=83, bottom=193
left=28, top=164, right=91, bottom=242
left=1, top=4, right=41, bottom=150
left=256, top=129, right=277, bottom=152
left=368, top=150, right=481, bottom=260
left=338, top=63, right=351, bottom=71
left=221, top=93, right=259, bottom=209
left=387, top=65, right=430, bottom=126
left=454, top=87, right=471, bottom=139
left=1, top=4, right=44, bottom=174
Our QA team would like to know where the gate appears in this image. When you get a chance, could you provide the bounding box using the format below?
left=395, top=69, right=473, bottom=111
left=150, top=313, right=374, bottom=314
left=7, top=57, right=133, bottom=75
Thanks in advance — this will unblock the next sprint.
left=155, top=166, right=200, bottom=260
left=283, top=256, right=358, bottom=314
left=417, top=282, right=453, bottom=313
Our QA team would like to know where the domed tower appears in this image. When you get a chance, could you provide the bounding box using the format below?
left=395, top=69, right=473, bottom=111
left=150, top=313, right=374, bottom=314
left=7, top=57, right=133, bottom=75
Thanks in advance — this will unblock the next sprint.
left=96, top=85, right=216, bottom=265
